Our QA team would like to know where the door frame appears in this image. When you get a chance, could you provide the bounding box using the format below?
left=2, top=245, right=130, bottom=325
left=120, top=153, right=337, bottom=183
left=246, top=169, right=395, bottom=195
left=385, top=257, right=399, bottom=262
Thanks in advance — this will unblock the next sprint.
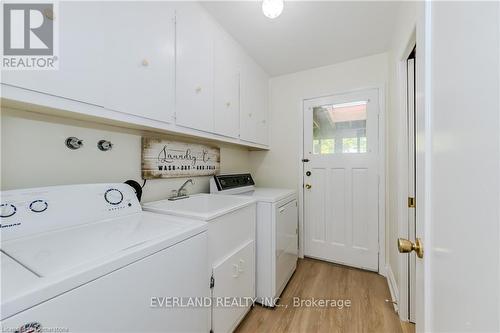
left=297, top=85, right=386, bottom=275
left=395, top=34, right=417, bottom=322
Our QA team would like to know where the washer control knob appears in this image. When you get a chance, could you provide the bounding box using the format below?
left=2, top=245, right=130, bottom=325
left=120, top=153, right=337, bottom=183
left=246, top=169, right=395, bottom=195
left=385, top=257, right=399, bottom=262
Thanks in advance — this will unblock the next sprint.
left=0, top=204, right=17, bottom=218
left=30, top=200, right=48, bottom=213
left=104, top=189, right=123, bottom=205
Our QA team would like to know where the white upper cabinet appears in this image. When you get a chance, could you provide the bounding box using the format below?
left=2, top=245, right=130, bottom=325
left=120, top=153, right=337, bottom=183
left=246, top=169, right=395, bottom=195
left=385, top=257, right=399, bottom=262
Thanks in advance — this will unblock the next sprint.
left=1, top=2, right=105, bottom=106
left=175, top=3, right=214, bottom=133
left=213, top=26, right=241, bottom=139
left=1, top=2, right=270, bottom=148
left=240, top=57, right=269, bottom=145
left=101, top=2, right=175, bottom=123
left=2, top=2, right=176, bottom=123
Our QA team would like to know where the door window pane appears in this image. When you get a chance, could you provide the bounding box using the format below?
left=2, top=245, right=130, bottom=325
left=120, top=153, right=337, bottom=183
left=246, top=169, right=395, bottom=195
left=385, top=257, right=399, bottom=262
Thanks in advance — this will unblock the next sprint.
left=314, top=138, right=335, bottom=154
left=312, top=101, right=367, bottom=154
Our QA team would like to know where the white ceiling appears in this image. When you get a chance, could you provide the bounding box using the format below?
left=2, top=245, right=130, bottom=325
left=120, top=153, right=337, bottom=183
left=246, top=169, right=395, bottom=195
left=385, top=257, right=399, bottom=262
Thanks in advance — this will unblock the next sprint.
left=202, top=1, right=402, bottom=76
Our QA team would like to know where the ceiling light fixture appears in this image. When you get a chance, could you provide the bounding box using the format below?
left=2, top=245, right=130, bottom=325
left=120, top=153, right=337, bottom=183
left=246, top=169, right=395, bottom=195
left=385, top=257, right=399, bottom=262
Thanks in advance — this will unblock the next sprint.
left=262, top=0, right=284, bottom=19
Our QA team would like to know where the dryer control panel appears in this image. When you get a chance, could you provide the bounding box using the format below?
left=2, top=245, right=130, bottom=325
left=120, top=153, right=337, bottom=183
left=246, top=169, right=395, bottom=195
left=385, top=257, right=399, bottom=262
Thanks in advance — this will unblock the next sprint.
left=212, top=173, right=255, bottom=191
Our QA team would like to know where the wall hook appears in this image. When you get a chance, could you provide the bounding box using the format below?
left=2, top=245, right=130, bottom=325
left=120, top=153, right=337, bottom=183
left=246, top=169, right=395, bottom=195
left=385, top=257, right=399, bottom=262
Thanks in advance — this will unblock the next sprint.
left=97, top=140, right=113, bottom=151
left=66, top=137, right=83, bottom=150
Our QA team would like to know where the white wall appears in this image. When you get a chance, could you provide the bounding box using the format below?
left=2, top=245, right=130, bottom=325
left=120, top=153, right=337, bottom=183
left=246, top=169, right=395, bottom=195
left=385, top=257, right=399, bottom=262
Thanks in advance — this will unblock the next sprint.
left=249, top=52, right=388, bottom=189
left=248, top=52, right=388, bottom=277
left=1, top=108, right=251, bottom=202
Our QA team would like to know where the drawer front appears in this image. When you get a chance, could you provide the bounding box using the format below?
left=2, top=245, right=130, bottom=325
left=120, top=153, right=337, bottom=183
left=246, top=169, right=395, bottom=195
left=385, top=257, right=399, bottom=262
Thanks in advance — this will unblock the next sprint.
left=208, top=204, right=256, bottom=265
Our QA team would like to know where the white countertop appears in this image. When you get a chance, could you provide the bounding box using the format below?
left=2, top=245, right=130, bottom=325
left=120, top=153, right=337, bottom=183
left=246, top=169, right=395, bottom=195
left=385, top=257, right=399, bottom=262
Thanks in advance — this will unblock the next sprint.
left=238, top=188, right=296, bottom=203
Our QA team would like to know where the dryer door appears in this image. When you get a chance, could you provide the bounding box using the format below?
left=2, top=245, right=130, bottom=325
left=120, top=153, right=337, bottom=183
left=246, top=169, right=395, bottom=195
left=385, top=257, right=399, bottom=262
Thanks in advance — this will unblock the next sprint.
left=275, top=199, right=298, bottom=296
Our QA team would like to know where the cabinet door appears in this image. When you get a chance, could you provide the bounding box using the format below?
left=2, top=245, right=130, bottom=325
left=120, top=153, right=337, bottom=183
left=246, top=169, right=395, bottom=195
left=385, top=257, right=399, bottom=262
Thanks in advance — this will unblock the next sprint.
left=1, top=2, right=105, bottom=106
left=213, top=27, right=240, bottom=138
left=101, top=2, right=175, bottom=123
left=212, top=240, right=255, bottom=333
left=175, top=3, right=214, bottom=132
left=240, top=57, right=269, bottom=145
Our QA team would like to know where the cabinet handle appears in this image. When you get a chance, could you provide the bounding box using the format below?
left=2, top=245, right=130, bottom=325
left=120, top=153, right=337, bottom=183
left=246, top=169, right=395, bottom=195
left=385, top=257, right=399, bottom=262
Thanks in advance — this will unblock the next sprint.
left=226, top=102, right=231, bottom=107
left=262, top=120, right=266, bottom=124
left=238, top=259, right=245, bottom=273
left=141, top=59, right=149, bottom=67
left=195, top=87, right=202, bottom=93
left=248, top=113, right=252, bottom=118
left=232, top=264, right=239, bottom=278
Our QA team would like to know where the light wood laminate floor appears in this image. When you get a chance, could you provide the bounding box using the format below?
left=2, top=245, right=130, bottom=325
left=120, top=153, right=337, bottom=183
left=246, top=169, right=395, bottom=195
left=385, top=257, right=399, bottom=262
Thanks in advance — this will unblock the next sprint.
left=235, top=258, right=414, bottom=333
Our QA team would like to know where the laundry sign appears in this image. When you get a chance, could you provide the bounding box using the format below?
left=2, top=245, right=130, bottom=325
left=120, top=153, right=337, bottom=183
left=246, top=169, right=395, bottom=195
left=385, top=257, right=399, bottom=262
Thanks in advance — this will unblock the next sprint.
left=141, top=137, right=220, bottom=179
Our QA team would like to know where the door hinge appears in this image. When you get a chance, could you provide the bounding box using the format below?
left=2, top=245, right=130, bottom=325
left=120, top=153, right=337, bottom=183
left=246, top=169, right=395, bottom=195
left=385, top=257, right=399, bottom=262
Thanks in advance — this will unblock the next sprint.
left=210, top=275, right=215, bottom=289
left=408, top=197, right=415, bottom=208
left=302, top=158, right=310, bottom=163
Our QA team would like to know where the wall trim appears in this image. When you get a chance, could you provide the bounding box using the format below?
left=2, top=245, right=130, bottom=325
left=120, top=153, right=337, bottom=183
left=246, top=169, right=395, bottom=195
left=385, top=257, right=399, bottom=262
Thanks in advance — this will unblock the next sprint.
left=395, top=29, right=417, bottom=323
left=386, top=264, right=400, bottom=313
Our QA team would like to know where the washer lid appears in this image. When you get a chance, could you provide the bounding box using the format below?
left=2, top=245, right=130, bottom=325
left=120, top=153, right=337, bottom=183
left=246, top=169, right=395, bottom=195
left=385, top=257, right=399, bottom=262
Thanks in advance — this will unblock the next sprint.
left=1, top=251, right=39, bottom=300
left=239, top=188, right=296, bottom=203
left=2, top=212, right=205, bottom=278
left=1, top=211, right=207, bottom=320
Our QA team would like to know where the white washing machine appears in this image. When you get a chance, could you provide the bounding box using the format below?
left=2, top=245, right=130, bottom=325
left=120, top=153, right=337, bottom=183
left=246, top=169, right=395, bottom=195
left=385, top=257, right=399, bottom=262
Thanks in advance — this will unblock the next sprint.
left=210, top=174, right=298, bottom=307
left=1, top=183, right=209, bottom=333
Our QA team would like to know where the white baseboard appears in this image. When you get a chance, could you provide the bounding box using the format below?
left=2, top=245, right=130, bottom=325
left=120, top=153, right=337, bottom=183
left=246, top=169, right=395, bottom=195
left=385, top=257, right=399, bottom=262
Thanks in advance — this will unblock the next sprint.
left=385, top=264, right=400, bottom=313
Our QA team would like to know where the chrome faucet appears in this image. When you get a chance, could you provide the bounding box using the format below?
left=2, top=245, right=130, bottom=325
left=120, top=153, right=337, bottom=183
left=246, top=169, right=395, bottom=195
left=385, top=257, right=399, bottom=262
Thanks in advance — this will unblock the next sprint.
left=168, top=179, right=194, bottom=201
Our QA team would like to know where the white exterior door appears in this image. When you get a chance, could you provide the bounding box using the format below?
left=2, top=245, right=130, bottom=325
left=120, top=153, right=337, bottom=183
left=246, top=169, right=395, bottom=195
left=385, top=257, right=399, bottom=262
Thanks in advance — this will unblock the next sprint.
left=303, top=89, right=380, bottom=271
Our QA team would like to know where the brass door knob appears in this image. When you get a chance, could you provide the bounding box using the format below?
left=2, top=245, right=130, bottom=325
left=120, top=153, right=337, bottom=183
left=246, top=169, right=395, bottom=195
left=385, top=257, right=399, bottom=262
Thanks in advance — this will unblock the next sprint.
left=305, top=184, right=312, bottom=189
left=398, top=238, right=424, bottom=258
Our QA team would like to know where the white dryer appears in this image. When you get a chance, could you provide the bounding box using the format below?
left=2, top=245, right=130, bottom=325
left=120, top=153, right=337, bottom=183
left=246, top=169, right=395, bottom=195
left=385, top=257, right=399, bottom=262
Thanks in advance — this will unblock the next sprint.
left=1, top=183, right=209, bottom=332
left=210, top=174, right=298, bottom=307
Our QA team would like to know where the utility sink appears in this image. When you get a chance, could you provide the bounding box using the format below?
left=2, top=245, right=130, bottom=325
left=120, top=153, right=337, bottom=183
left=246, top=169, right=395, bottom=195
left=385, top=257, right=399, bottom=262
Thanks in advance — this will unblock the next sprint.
left=142, top=194, right=256, bottom=221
